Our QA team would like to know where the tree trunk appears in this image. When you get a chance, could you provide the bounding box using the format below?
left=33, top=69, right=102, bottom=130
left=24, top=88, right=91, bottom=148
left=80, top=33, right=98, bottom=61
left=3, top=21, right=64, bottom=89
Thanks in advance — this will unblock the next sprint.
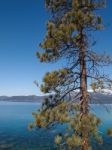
left=79, top=29, right=89, bottom=150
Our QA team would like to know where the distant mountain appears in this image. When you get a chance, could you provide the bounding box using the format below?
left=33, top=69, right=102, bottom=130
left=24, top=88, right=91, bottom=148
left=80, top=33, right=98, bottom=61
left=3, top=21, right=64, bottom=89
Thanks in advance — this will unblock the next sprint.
left=0, top=95, right=44, bottom=103
left=0, top=92, right=112, bottom=103
left=89, top=92, right=112, bottom=104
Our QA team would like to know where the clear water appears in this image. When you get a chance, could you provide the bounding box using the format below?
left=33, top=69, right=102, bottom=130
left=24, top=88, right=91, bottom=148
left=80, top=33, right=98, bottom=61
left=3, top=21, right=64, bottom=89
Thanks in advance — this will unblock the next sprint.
left=0, top=102, right=112, bottom=150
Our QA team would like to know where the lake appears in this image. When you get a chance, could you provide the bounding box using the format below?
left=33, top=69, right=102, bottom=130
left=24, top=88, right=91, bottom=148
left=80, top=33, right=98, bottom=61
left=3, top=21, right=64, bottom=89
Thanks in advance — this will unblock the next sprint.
left=0, top=102, right=112, bottom=150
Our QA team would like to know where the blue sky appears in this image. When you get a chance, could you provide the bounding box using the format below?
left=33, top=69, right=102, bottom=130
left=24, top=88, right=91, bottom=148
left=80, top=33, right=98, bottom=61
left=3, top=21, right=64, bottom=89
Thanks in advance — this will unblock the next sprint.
left=0, top=0, right=112, bottom=96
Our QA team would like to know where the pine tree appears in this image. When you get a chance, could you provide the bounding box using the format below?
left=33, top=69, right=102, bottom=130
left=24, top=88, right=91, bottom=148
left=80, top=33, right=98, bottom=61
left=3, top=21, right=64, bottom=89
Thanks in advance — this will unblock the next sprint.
left=31, top=1, right=112, bottom=150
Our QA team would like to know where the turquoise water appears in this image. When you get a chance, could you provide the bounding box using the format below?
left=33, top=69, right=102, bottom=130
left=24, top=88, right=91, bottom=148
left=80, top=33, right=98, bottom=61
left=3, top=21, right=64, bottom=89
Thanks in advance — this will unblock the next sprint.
left=0, top=102, right=112, bottom=150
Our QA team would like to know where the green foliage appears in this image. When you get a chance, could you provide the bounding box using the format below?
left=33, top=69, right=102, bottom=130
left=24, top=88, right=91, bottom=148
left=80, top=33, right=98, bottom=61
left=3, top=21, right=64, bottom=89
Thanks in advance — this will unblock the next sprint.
left=32, top=0, right=110, bottom=150
left=40, top=69, right=69, bottom=93
left=90, top=82, right=97, bottom=92
left=31, top=100, right=102, bottom=148
left=55, top=134, right=62, bottom=145
left=28, top=123, right=34, bottom=130
left=36, top=0, right=104, bottom=63
left=90, top=79, right=105, bottom=92
left=107, top=128, right=112, bottom=136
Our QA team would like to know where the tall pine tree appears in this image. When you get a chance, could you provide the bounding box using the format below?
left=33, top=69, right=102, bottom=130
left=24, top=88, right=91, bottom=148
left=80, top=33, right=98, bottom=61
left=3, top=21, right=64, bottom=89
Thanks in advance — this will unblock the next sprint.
left=31, top=0, right=112, bottom=150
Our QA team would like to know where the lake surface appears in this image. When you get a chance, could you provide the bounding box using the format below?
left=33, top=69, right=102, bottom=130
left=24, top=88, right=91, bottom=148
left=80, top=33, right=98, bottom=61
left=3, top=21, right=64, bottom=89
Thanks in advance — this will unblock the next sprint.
left=0, top=102, right=112, bottom=150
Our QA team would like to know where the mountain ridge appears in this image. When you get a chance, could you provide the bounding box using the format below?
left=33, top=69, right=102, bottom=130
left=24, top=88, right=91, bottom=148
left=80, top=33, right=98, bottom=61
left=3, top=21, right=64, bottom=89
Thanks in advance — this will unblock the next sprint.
left=0, top=95, right=44, bottom=103
left=0, top=92, right=112, bottom=103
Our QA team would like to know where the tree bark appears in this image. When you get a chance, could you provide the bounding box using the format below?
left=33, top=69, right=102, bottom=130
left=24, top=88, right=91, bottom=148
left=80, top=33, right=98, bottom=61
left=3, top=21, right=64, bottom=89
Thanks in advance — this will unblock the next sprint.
left=79, top=29, right=89, bottom=150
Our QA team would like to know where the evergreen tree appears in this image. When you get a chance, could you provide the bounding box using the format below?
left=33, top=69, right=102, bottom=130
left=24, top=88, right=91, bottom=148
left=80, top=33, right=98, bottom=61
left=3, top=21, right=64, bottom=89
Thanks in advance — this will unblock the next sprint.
left=31, top=1, right=112, bottom=150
